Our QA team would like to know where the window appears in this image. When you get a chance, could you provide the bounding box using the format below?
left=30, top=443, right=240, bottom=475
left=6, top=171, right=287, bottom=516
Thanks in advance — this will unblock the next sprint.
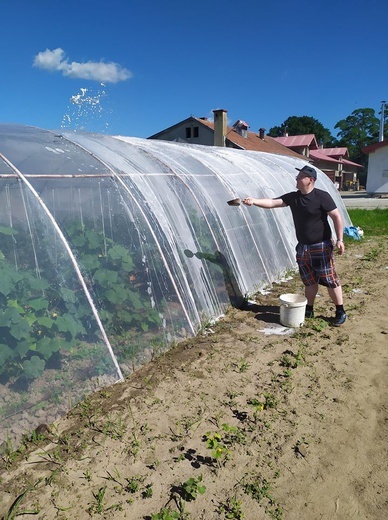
left=185, top=127, right=199, bottom=139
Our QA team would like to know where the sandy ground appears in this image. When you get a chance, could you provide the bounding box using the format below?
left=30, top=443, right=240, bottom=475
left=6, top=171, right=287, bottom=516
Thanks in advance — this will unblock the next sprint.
left=1, top=235, right=387, bottom=520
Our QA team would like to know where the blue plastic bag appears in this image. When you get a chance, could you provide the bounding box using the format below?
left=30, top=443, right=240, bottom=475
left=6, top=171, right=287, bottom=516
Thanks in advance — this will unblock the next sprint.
left=344, top=226, right=362, bottom=240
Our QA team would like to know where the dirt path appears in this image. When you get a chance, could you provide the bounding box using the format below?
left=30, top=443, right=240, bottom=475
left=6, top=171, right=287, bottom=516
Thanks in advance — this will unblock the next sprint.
left=1, top=236, right=387, bottom=520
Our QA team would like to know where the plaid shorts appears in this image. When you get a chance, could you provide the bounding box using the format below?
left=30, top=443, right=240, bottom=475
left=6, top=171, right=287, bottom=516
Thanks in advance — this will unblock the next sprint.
left=296, top=241, right=340, bottom=288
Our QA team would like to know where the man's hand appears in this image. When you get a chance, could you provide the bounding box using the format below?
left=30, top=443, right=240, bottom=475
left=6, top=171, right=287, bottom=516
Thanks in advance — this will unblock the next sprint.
left=336, top=240, right=345, bottom=255
left=242, top=197, right=254, bottom=206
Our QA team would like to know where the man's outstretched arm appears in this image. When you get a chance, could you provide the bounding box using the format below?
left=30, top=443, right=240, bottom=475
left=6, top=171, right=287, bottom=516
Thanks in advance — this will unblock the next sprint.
left=242, top=197, right=286, bottom=209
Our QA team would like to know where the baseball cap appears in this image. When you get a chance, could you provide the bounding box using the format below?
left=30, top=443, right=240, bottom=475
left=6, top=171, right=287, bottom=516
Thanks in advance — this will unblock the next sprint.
left=295, top=165, right=317, bottom=180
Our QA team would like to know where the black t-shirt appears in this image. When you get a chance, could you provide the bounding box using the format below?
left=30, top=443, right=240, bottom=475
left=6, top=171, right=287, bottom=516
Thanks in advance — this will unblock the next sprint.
left=279, top=188, right=337, bottom=245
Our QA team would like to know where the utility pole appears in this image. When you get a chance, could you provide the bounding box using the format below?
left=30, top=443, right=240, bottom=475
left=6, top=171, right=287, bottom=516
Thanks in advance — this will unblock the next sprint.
left=379, top=100, right=386, bottom=142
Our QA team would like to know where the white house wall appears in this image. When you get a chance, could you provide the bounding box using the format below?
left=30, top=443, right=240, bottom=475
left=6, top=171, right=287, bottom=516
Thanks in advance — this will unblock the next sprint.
left=153, top=121, right=215, bottom=146
left=366, top=146, right=388, bottom=194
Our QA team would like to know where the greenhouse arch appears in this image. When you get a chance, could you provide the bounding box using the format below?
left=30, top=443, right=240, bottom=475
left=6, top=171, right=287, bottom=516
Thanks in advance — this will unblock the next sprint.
left=0, top=124, right=351, bottom=445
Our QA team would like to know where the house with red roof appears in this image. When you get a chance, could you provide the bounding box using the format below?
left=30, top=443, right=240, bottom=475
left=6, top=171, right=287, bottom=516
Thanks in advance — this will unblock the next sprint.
left=362, top=140, right=388, bottom=195
left=273, top=135, right=363, bottom=189
left=148, top=109, right=305, bottom=160
left=273, top=134, right=319, bottom=157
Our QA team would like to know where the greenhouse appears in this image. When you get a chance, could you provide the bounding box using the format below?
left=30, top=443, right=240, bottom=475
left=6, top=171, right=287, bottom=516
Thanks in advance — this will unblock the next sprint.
left=0, top=123, right=351, bottom=446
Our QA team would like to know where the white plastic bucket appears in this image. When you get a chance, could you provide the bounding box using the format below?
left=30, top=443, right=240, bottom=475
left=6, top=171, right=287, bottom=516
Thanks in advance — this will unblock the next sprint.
left=279, top=293, right=307, bottom=328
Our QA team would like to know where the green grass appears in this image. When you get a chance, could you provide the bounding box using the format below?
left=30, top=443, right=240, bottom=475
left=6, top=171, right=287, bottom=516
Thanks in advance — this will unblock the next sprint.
left=347, top=208, right=388, bottom=236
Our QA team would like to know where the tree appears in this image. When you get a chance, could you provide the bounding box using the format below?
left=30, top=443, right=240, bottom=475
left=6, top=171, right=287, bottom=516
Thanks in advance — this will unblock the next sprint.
left=268, top=115, right=335, bottom=146
left=334, top=108, right=381, bottom=166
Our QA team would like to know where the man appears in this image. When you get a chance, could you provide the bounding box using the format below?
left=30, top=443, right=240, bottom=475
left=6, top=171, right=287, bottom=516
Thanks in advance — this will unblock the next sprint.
left=242, top=165, right=347, bottom=326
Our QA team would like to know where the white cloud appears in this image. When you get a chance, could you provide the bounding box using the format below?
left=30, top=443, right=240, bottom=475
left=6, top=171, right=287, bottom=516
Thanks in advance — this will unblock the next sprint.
left=33, top=48, right=68, bottom=71
left=33, top=48, right=132, bottom=83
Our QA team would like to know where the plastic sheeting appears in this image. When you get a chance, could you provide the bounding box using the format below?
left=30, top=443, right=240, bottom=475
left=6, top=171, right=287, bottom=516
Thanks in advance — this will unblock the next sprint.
left=0, top=124, right=352, bottom=446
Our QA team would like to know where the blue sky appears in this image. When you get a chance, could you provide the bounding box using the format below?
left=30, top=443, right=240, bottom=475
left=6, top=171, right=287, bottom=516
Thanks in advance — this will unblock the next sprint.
left=1, top=0, right=387, bottom=139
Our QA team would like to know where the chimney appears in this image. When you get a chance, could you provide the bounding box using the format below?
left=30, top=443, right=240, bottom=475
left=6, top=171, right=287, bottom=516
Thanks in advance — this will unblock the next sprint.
left=233, top=120, right=249, bottom=138
left=259, top=128, right=266, bottom=139
left=212, top=108, right=228, bottom=147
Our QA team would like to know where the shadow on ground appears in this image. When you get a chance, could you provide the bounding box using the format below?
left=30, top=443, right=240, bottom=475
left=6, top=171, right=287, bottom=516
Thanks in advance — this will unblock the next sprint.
left=242, top=302, right=280, bottom=324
